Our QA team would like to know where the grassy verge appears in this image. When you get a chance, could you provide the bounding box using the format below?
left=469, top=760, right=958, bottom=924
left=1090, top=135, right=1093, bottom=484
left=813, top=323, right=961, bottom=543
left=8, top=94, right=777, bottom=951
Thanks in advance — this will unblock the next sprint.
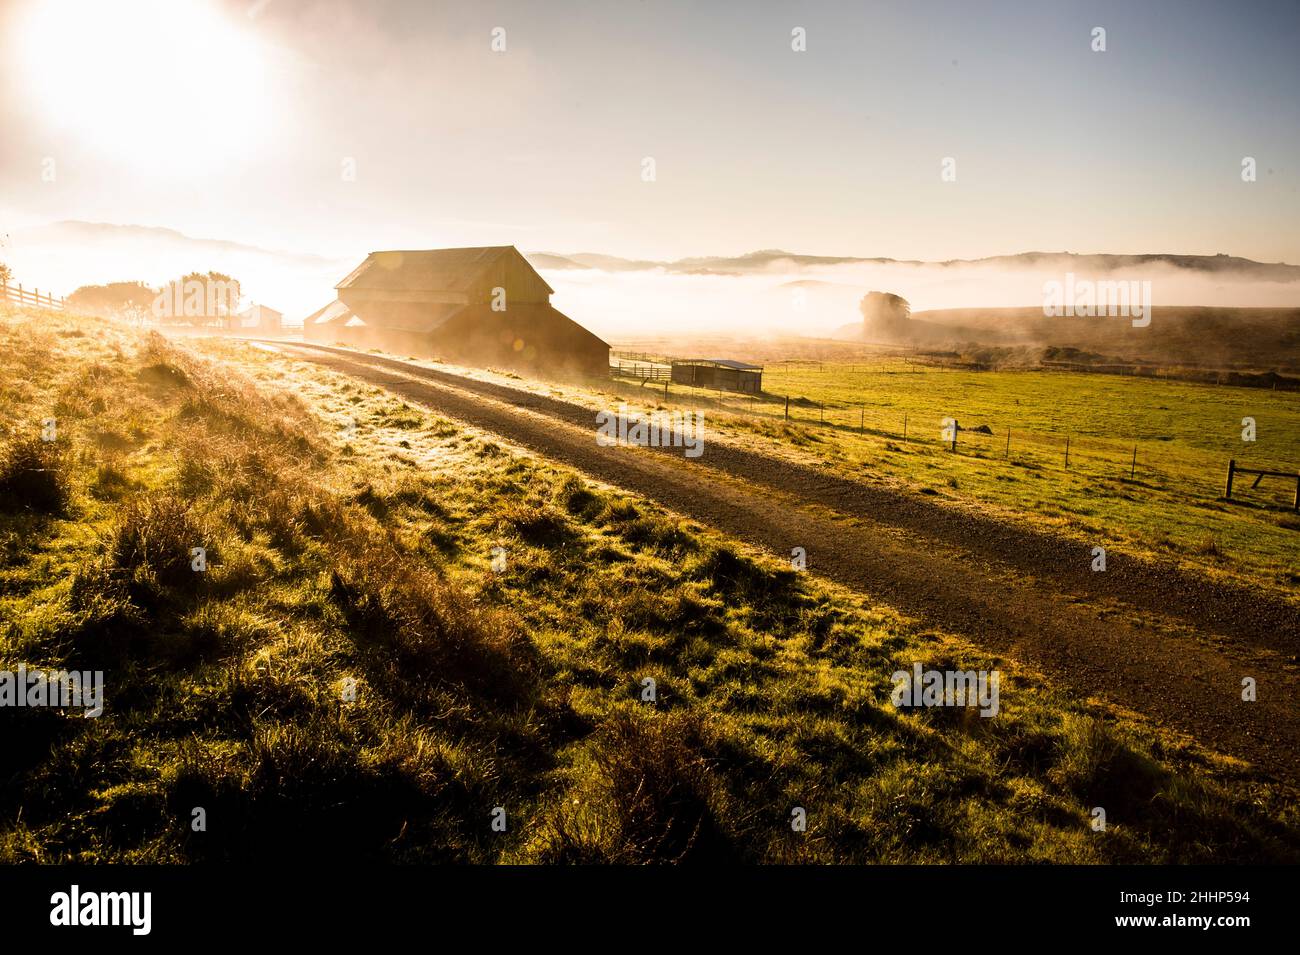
left=410, top=350, right=1300, bottom=597
left=1, top=307, right=1297, bottom=863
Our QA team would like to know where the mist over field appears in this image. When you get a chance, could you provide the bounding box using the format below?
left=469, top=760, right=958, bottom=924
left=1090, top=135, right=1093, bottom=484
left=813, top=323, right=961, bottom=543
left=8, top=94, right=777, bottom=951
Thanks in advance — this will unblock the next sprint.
left=7, top=220, right=1300, bottom=341
left=547, top=257, right=1300, bottom=341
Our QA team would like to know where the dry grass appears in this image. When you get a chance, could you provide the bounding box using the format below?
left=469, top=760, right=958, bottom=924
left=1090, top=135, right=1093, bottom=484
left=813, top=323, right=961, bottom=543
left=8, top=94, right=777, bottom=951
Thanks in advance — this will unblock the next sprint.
left=2, top=307, right=1298, bottom=864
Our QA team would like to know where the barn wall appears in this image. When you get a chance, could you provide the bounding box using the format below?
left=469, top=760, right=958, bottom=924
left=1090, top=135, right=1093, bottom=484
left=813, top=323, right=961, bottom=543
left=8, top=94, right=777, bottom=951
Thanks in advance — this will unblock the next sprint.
left=304, top=314, right=607, bottom=378
left=303, top=320, right=429, bottom=357
left=433, top=307, right=608, bottom=377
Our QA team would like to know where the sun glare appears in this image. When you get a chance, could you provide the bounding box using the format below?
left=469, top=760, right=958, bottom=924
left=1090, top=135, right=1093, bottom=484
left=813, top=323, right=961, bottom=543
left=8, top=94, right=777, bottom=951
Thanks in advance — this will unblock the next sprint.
left=16, top=0, right=270, bottom=172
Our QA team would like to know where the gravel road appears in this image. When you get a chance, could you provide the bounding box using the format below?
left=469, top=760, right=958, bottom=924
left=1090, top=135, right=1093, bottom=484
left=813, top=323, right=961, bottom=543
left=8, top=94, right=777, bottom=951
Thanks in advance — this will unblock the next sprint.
left=268, top=341, right=1300, bottom=786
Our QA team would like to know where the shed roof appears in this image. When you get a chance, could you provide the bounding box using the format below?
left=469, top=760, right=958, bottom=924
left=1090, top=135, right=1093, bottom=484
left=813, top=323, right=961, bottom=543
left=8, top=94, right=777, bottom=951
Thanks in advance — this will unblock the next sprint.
left=335, top=246, right=554, bottom=295
left=239, top=304, right=283, bottom=319
left=672, top=358, right=764, bottom=371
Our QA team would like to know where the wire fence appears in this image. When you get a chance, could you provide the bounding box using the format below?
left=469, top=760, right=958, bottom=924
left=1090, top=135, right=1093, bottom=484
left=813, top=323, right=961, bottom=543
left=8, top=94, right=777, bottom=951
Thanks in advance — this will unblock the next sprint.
left=599, top=364, right=1298, bottom=504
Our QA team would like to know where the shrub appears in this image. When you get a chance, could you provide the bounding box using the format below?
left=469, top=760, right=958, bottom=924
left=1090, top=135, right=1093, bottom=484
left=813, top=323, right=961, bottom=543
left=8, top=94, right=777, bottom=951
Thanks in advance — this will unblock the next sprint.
left=556, top=474, right=602, bottom=519
left=589, top=710, right=734, bottom=863
left=110, top=495, right=210, bottom=598
left=501, top=502, right=573, bottom=547
left=1049, top=715, right=1170, bottom=823
left=696, top=544, right=798, bottom=604
left=168, top=722, right=467, bottom=862
left=328, top=536, right=539, bottom=707
left=0, top=437, right=69, bottom=514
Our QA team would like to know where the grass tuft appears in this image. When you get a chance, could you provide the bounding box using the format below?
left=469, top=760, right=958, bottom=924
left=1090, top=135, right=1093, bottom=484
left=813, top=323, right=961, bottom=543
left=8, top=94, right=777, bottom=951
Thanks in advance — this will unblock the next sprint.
left=0, top=437, right=70, bottom=514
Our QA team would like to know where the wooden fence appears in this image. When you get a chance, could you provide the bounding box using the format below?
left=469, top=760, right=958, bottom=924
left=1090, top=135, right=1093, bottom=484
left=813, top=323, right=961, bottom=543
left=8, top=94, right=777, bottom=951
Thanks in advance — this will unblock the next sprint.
left=1, top=280, right=65, bottom=310
left=611, top=359, right=671, bottom=382
left=1225, top=459, right=1300, bottom=511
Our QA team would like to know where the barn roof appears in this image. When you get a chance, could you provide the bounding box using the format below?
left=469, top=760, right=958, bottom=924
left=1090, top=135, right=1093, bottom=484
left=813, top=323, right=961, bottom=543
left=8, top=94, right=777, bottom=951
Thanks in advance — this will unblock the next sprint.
left=303, top=298, right=610, bottom=348
left=335, top=246, right=554, bottom=295
left=302, top=300, right=461, bottom=333
left=304, top=300, right=352, bottom=325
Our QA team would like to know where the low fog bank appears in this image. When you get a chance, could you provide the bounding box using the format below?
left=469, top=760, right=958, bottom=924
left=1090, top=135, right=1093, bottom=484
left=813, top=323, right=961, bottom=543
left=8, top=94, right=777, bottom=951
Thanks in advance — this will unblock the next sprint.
left=548, top=259, right=1300, bottom=343
left=551, top=258, right=1300, bottom=372
left=7, top=224, right=1298, bottom=355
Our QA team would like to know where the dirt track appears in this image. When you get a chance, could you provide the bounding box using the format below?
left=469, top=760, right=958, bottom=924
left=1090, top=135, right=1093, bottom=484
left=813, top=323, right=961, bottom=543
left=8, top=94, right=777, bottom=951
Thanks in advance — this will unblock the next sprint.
left=269, top=341, right=1300, bottom=786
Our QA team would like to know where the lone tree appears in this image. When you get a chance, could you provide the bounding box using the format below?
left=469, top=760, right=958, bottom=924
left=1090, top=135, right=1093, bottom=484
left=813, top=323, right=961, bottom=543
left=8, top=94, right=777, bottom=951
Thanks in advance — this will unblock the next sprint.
left=180, top=271, right=241, bottom=326
left=152, top=271, right=243, bottom=325
left=860, top=291, right=911, bottom=339
left=0, top=261, right=11, bottom=285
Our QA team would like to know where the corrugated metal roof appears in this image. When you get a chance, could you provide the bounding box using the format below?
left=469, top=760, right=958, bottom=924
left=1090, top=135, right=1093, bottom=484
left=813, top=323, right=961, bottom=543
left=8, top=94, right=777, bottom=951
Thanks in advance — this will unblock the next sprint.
left=304, top=300, right=352, bottom=325
left=304, top=298, right=610, bottom=348
left=335, top=246, right=554, bottom=294
left=349, top=301, right=466, bottom=333
left=673, top=358, right=763, bottom=371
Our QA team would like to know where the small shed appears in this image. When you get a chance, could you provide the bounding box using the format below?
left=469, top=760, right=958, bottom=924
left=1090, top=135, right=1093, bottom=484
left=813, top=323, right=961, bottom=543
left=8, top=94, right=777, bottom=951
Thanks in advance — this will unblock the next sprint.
left=237, top=304, right=283, bottom=331
left=671, top=358, right=763, bottom=393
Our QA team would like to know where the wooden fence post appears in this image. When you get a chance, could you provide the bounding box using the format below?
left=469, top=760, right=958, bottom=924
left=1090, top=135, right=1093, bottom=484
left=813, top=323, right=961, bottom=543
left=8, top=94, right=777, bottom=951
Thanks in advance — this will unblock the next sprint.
left=784, top=395, right=789, bottom=420
left=1130, top=445, right=1137, bottom=480
left=819, top=402, right=824, bottom=425
left=1005, top=428, right=1011, bottom=459
left=1225, top=459, right=1235, bottom=500
left=859, top=406, right=864, bottom=432
left=1064, top=436, right=1070, bottom=470
left=903, top=414, right=908, bottom=442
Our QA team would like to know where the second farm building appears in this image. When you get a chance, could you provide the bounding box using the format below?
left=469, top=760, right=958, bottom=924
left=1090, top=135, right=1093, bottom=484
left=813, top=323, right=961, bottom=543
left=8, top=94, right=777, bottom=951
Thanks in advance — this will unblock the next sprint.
left=670, top=358, right=764, bottom=394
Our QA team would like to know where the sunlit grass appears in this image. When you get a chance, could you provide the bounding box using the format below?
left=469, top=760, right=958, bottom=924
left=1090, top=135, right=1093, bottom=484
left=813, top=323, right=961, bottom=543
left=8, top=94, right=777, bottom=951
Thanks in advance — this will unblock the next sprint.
left=1, top=306, right=1296, bottom=863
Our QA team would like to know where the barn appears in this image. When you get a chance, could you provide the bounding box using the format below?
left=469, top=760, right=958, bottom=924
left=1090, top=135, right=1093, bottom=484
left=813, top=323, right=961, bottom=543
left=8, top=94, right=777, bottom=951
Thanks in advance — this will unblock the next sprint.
left=302, top=246, right=609, bottom=377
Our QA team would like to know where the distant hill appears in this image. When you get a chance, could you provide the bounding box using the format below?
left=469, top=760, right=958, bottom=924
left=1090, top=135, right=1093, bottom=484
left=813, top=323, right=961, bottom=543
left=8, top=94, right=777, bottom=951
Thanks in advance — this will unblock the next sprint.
left=6, top=220, right=352, bottom=321
left=17, top=220, right=340, bottom=266
left=524, top=252, right=588, bottom=271
left=18, top=223, right=1299, bottom=285
left=528, top=248, right=1300, bottom=282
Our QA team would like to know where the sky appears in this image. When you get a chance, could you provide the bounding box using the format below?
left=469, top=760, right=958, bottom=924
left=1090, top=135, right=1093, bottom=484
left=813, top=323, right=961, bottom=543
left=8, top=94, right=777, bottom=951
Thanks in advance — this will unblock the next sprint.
left=1, top=0, right=1298, bottom=300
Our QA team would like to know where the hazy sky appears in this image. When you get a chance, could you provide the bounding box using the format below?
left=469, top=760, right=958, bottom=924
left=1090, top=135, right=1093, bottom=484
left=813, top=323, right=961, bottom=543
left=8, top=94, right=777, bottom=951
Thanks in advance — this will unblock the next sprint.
left=1, top=0, right=1298, bottom=263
